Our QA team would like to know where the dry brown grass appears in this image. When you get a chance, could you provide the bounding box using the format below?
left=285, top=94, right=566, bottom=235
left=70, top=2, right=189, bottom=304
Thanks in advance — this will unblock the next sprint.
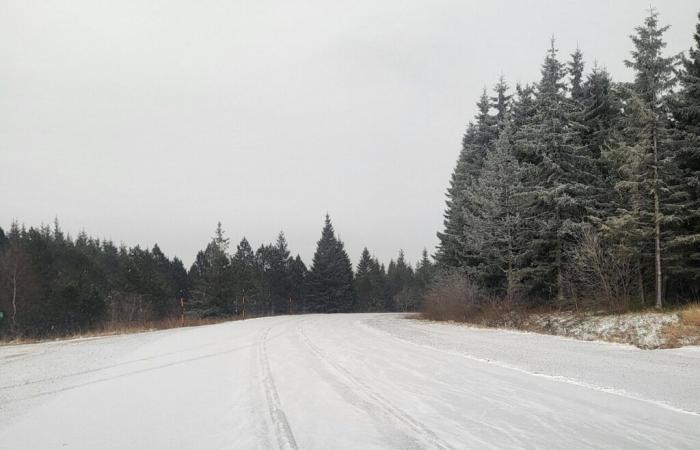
left=681, top=304, right=700, bottom=327
left=662, top=304, right=700, bottom=348
left=0, top=315, right=238, bottom=346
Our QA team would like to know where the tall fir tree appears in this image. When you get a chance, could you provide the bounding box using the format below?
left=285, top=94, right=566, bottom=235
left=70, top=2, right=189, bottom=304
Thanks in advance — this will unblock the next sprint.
left=670, top=12, right=700, bottom=293
left=306, top=215, right=355, bottom=313
left=436, top=89, right=499, bottom=269
left=615, top=9, right=679, bottom=308
left=515, top=39, right=600, bottom=302
left=491, top=76, right=512, bottom=127
left=355, top=248, right=374, bottom=312
left=189, top=222, right=233, bottom=315
left=463, top=125, right=524, bottom=297
left=568, top=47, right=586, bottom=102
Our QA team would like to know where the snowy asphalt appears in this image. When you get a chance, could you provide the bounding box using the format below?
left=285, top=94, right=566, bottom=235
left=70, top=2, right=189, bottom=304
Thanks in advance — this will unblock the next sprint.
left=1, top=313, right=699, bottom=449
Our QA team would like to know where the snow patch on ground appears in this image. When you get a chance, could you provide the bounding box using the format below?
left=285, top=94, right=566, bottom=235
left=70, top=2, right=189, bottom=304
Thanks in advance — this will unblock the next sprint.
left=524, top=311, right=681, bottom=349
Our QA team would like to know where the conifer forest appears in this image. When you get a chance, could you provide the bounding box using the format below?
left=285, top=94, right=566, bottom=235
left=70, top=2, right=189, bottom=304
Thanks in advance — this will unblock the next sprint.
left=1, top=9, right=699, bottom=338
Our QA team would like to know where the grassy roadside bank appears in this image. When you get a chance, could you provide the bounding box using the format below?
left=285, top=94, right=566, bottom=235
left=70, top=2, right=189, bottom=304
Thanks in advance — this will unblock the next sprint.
left=421, top=303, right=700, bottom=349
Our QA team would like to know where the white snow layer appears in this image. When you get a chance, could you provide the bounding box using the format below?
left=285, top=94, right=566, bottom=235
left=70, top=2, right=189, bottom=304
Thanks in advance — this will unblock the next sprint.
left=1, top=313, right=699, bottom=449
left=525, top=311, right=681, bottom=348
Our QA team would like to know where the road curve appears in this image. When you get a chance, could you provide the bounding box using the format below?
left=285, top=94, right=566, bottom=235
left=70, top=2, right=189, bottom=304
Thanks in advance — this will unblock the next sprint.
left=1, top=313, right=699, bottom=449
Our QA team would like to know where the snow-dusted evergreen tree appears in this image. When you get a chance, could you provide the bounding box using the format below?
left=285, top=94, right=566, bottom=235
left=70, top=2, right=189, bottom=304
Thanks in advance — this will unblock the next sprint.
left=607, top=9, right=679, bottom=308
left=355, top=247, right=374, bottom=312
left=387, top=250, right=416, bottom=311
left=568, top=47, right=586, bottom=103
left=189, top=222, right=234, bottom=314
left=435, top=137, right=472, bottom=268
left=436, top=89, right=499, bottom=269
left=491, top=76, right=512, bottom=127
left=305, top=215, right=355, bottom=313
left=414, top=248, right=436, bottom=293
left=670, top=12, right=700, bottom=292
left=288, top=255, right=307, bottom=314
left=581, top=65, right=620, bottom=160
left=267, top=231, right=292, bottom=314
left=463, top=126, right=524, bottom=297
left=514, top=40, right=600, bottom=302
left=231, top=237, right=258, bottom=314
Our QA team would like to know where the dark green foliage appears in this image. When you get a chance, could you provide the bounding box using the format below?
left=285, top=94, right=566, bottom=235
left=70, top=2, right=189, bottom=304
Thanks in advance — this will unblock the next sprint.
left=305, top=215, right=355, bottom=313
left=436, top=89, right=500, bottom=269
left=568, top=48, right=585, bottom=102
left=355, top=248, right=375, bottom=312
left=515, top=41, right=601, bottom=301
left=0, top=221, right=186, bottom=338
left=189, top=222, right=234, bottom=315
left=670, top=12, right=700, bottom=295
left=435, top=9, right=699, bottom=309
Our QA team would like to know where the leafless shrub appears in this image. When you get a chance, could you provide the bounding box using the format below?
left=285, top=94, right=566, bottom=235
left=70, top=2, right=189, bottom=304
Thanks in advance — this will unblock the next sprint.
left=421, top=271, right=525, bottom=326
left=422, top=272, right=483, bottom=321
left=565, top=226, right=638, bottom=312
left=106, top=292, right=153, bottom=327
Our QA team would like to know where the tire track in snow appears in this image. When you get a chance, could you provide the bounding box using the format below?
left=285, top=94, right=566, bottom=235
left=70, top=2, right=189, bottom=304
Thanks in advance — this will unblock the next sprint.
left=296, top=322, right=455, bottom=450
left=257, top=325, right=299, bottom=450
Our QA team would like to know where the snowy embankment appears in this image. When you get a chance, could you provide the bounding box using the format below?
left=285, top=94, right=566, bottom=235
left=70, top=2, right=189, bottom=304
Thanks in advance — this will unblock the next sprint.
left=521, top=310, right=685, bottom=349
left=1, top=313, right=699, bottom=449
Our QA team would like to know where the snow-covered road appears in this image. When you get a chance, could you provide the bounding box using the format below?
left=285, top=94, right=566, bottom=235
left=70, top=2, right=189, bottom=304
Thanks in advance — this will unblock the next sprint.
left=1, top=313, right=699, bottom=449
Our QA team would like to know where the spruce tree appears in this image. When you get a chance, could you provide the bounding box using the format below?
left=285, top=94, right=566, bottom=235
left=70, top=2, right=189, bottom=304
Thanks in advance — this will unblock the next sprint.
left=189, top=222, right=233, bottom=315
left=306, top=215, right=355, bottom=313
left=618, top=9, right=679, bottom=308
left=355, top=248, right=373, bottom=312
left=515, top=40, right=600, bottom=302
left=491, top=76, right=512, bottom=127
left=568, top=47, right=586, bottom=102
left=436, top=89, right=499, bottom=269
left=288, top=255, right=307, bottom=313
left=231, top=237, right=257, bottom=315
left=463, top=125, right=524, bottom=297
left=414, top=248, right=435, bottom=299
left=670, top=12, right=700, bottom=291
left=386, top=250, right=415, bottom=311
left=436, top=127, right=474, bottom=268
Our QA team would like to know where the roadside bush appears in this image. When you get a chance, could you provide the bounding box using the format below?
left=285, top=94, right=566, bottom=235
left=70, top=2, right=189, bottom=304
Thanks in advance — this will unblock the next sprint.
left=564, top=226, right=638, bottom=312
left=422, top=272, right=482, bottom=321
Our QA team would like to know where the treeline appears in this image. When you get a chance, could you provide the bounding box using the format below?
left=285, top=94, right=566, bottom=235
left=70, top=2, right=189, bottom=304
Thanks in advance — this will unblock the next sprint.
left=434, top=10, right=700, bottom=312
left=0, top=215, right=435, bottom=338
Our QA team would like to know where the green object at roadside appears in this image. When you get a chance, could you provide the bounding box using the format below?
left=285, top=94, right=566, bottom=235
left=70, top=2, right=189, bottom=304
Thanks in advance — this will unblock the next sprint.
left=0, top=311, right=4, bottom=321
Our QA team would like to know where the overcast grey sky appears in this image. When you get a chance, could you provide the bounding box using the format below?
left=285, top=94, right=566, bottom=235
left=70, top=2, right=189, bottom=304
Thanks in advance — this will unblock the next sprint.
left=1, top=0, right=698, bottom=267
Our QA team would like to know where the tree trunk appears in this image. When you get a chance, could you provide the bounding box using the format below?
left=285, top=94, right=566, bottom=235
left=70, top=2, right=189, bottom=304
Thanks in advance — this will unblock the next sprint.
left=638, top=264, right=645, bottom=306
left=11, top=267, right=17, bottom=333
left=652, top=130, right=663, bottom=309
left=556, top=207, right=564, bottom=304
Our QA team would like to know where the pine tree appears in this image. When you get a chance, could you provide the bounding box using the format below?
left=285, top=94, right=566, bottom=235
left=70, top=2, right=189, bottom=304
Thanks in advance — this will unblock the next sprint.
left=414, top=248, right=435, bottom=297
left=515, top=39, right=600, bottom=302
left=231, top=237, right=257, bottom=315
left=568, top=47, right=585, bottom=102
left=268, top=231, right=292, bottom=314
left=463, top=125, right=524, bottom=297
left=306, top=215, right=355, bottom=313
left=189, top=222, right=233, bottom=315
left=581, top=65, right=619, bottom=159
left=669, top=12, right=700, bottom=292
left=618, top=9, right=679, bottom=308
left=435, top=128, right=474, bottom=268
left=491, top=76, right=512, bottom=127
left=436, top=89, right=499, bottom=269
left=288, top=255, right=307, bottom=314
left=387, top=250, right=416, bottom=311
left=355, top=248, right=373, bottom=312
